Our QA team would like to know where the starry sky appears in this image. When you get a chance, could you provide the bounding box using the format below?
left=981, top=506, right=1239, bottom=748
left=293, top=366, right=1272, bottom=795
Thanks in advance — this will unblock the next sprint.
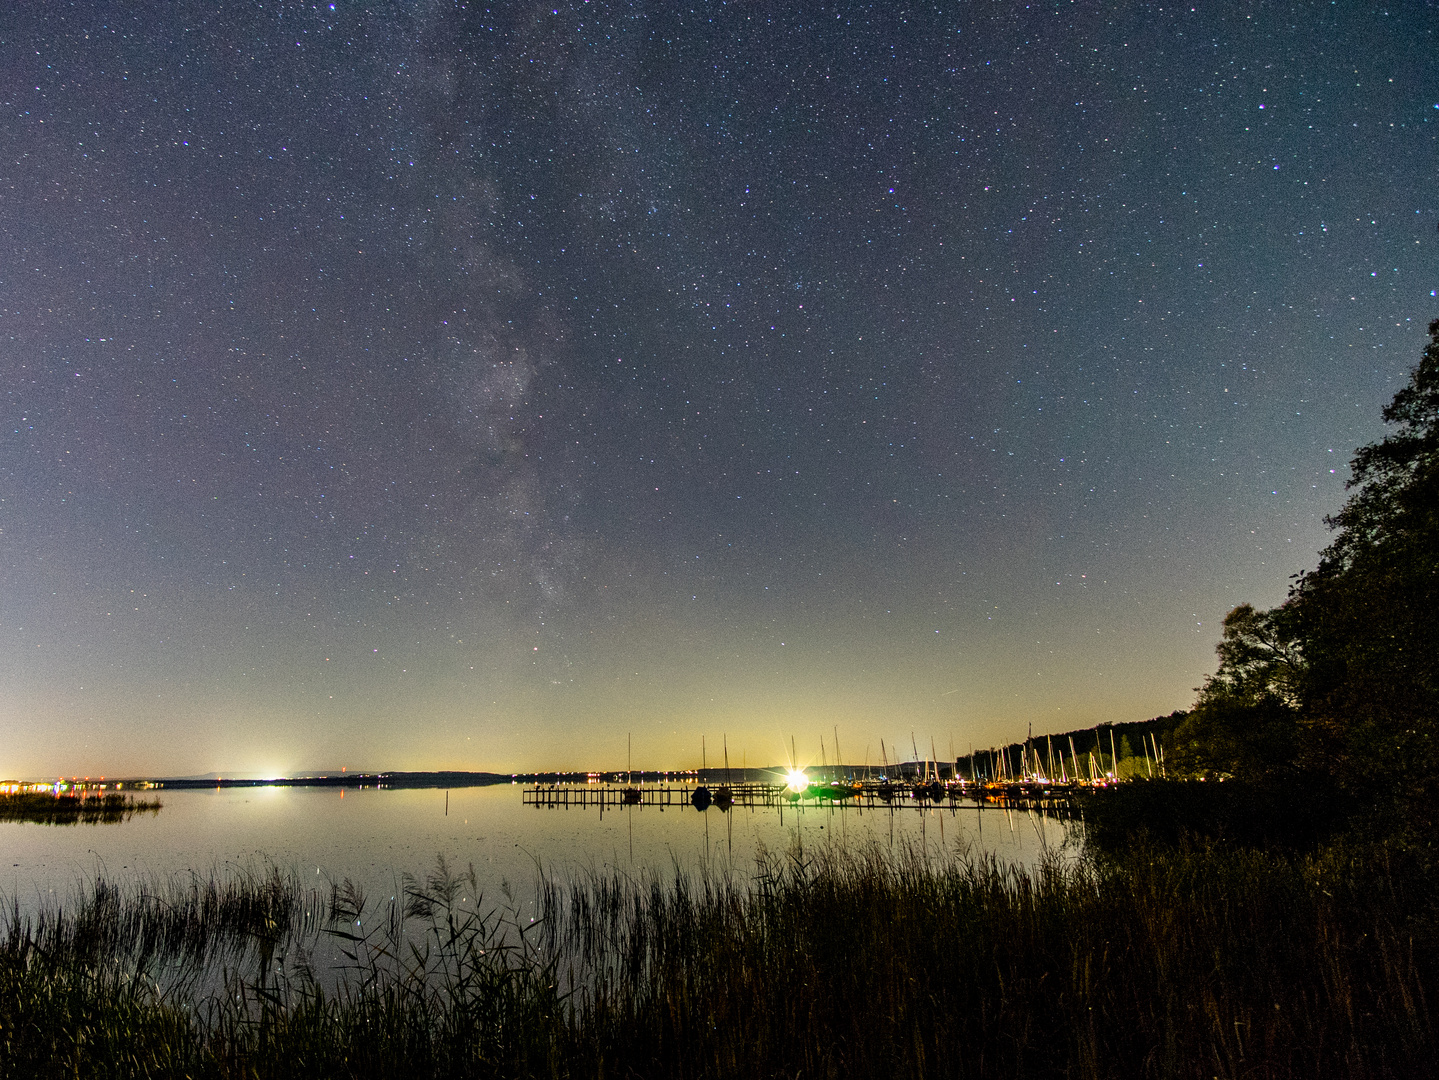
left=1, top=1, right=1435, bottom=779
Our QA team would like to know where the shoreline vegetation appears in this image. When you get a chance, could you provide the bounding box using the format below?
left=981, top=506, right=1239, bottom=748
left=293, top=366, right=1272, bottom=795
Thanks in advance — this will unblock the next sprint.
left=2, top=837, right=1434, bottom=1078
left=0, top=792, right=162, bottom=826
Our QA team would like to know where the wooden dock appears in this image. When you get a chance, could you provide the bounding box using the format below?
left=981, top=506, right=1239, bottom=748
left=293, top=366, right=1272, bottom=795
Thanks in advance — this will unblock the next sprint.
left=522, top=779, right=1094, bottom=814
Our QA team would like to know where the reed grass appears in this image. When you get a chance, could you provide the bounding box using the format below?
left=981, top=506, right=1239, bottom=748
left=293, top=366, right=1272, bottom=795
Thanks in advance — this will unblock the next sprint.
left=0, top=792, right=162, bottom=825
left=2, top=839, right=1434, bottom=1078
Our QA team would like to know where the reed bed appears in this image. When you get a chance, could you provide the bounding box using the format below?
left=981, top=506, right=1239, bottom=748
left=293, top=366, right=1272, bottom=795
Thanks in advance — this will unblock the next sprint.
left=1, top=840, right=1434, bottom=1078
left=0, top=792, right=162, bottom=825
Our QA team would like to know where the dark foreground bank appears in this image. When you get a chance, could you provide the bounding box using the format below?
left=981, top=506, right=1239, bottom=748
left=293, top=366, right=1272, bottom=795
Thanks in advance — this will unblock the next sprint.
left=2, top=833, right=1434, bottom=1079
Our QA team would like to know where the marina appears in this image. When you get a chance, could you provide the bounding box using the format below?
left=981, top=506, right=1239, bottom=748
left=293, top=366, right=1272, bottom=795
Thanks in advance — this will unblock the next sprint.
left=522, top=776, right=1093, bottom=814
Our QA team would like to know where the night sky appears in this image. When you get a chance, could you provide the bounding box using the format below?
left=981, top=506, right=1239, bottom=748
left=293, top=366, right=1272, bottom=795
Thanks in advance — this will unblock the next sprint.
left=2, top=2, right=1435, bottom=779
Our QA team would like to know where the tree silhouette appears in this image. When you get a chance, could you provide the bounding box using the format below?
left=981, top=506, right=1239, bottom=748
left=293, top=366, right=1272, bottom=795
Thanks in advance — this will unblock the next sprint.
left=1172, top=602, right=1303, bottom=781
left=1293, top=318, right=1439, bottom=835
left=1179, top=319, right=1439, bottom=841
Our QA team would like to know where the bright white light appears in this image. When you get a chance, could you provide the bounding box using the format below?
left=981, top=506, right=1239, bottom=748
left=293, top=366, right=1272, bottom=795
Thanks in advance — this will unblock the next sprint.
left=786, top=769, right=808, bottom=792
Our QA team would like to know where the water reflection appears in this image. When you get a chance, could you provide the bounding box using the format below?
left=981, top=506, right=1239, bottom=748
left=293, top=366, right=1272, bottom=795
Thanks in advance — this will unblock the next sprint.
left=4, top=783, right=1074, bottom=920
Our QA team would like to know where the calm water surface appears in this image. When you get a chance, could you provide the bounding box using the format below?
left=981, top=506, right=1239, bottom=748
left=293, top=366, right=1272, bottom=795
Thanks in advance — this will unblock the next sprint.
left=4, top=784, right=1073, bottom=915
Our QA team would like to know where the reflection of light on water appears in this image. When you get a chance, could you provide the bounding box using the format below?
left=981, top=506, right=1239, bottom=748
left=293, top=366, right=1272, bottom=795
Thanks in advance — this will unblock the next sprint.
left=4, top=785, right=1079, bottom=930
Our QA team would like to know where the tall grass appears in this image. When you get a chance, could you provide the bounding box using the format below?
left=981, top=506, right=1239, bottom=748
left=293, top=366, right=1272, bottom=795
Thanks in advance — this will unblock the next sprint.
left=0, top=864, right=319, bottom=1075
left=543, top=839, right=1435, bottom=1078
left=2, top=839, right=1435, bottom=1078
left=0, top=792, right=162, bottom=825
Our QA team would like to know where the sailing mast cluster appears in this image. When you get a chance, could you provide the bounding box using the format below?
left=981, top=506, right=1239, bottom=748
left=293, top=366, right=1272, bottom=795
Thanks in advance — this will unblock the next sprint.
left=967, top=725, right=1167, bottom=788
left=522, top=726, right=1165, bottom=812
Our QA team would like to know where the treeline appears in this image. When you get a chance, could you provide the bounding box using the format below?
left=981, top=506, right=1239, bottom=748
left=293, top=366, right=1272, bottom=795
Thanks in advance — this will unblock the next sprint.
left=1082, top=318, right=1439, bottom=855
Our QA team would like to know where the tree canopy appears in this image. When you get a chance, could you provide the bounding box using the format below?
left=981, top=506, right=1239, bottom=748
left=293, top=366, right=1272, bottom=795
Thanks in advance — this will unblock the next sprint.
left=1171, top=602, right=1304, bottom=782
left=1177, top=319, right=1439, bottom=842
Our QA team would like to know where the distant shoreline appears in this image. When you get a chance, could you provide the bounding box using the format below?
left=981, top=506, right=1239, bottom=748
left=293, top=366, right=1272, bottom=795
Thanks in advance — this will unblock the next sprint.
left=150, top=770, right=515, bottom=790
left=4, top=762, right=1024, bottom=792
left=148, top=767, right=790, bottom=790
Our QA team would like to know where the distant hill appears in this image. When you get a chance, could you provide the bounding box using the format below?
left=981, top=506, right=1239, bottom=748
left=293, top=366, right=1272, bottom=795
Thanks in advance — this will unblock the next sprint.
left=149, top=770, right=514, bottom=790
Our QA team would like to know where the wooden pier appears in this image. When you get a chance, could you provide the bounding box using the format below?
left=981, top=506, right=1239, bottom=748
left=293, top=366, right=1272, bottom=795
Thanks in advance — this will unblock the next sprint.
left=522, top=778, right=1093, bottom=814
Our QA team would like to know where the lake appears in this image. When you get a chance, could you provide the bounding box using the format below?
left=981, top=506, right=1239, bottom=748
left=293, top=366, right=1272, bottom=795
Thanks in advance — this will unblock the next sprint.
left=3, top=782, right=1074, bottom=918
